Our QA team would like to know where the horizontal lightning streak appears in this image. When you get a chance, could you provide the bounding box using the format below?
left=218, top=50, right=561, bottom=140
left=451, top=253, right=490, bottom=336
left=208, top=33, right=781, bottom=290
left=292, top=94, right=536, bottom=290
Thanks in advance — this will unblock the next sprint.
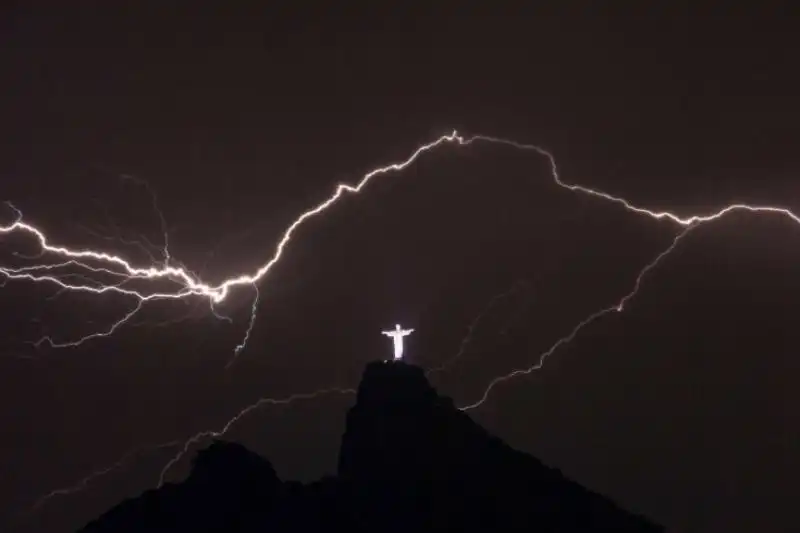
left=3, top=131, right=800, bottom=350
left=0, top=133, right=464, bottom=307
left=75, top=222, right=165, bottom=268
left=1, top=260, right=136, bottom=278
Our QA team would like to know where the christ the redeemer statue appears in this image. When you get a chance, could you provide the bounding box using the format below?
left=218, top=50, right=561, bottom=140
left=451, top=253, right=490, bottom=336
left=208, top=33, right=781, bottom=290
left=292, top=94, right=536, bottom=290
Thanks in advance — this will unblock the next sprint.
left=382, top=324, right=414, bottom=360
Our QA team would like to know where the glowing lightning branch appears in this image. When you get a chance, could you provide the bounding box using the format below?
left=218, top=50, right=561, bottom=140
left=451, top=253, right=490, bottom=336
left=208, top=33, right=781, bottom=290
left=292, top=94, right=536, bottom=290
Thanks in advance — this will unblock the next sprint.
left=427, top=280, right=531, bottom=377
left=75, top=222, right=164, bottom=268
left=466, top=134, right=800, bottom=227
left=4, top=130, right=800, bottom=351
left=0, top=133, right=467, bottom=349
left=21, top=387, right=356, bottom=516
left=118, top=174, right=172, bottom=266
left=32, top=299, right=147, bottom=349
left=227, top=283, right=260, bottom=369
left=5, top=129, right=800, bottom=404
left=25, top=440, right=182, bottom=515
left=1, top=134, right=464, bottom=302
left=459, top=225, right=698, bottom=411
left=13, top=129, right=800, bottom=523
left=157, top=386, right=356, bottom=486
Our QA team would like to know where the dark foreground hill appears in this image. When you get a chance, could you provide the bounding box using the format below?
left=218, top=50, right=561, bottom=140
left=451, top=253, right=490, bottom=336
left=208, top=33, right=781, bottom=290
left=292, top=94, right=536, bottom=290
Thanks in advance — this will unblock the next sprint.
left=81, top=361, right=663, bottom=532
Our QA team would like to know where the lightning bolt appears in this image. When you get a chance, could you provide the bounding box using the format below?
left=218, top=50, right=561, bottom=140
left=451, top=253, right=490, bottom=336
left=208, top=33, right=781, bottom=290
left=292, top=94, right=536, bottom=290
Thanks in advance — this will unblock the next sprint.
left=0, top=133, right=464, bottom=302
left=0, top=133, right=466, bottom=352
left=24, top=440, right=182, bottom=516
left=459, top=225, right=697, bottom=411
left=427, top=279, right=531, bottom=377
left=33, top=299, right=147, bottom=349
left=117, top=173, right=172, bottom=267
left=227, top=283, right=260, bottom=369
left=4, top=131, right=798, bottom=351
left=157, top=386, right=356, bottom=486
left=19, top=387, right=355, bottom=518
left=10, top=129, right=800, bottom=524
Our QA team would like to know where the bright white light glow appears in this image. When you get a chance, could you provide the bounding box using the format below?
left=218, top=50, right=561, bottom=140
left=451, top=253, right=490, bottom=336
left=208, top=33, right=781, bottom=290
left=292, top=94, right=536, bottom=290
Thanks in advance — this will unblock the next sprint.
left=382, top=323, right=414, bottom=360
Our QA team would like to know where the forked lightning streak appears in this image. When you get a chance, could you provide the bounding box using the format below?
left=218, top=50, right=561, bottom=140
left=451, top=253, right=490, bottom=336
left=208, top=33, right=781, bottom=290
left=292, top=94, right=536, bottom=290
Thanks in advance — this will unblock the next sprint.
left=9, top=130, right=800, bottom=520
left=3, top=131, right=799, bottom=351
left=459, top=225, right=697, bottom=411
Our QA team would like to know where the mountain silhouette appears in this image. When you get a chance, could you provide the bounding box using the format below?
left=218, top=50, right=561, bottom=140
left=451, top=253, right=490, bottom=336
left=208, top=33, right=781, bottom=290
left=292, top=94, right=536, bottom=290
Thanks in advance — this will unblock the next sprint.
left=80, top=361, right=663, bottom=532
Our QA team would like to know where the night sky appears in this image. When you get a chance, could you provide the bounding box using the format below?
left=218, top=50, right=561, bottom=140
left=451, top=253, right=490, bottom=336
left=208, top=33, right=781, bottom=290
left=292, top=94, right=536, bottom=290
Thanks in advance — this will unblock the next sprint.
left=2, top=4, right=799, bottom=532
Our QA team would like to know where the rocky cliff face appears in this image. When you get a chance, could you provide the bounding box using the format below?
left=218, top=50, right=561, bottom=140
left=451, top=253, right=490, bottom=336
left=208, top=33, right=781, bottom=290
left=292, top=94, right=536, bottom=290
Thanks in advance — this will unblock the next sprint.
left=81, top=360, right=663, bottom=532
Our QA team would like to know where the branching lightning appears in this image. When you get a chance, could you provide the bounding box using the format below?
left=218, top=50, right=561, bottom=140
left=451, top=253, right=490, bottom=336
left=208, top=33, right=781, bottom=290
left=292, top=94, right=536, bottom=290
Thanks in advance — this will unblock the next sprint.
left=25, top=440, right=182, bottom=515
left=458, top=225, right=697, bottom=411
left=9, top=129, right=800, bottom=521
left=4, top=131, right=799, bottom=352
left=157, top=386, right=356, bottom=486
left=227, top=283, right=260, bottom=368
left=19, top=385, right=356, bottom=517
left=0, top=133, right=465, bottom=307
left=426, top=280, right=531, bottom=377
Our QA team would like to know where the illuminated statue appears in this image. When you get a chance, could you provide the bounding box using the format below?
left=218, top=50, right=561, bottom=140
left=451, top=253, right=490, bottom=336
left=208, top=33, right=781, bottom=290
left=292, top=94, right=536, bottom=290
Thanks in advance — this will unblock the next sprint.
left=382, top=324, right=414, bottom=360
